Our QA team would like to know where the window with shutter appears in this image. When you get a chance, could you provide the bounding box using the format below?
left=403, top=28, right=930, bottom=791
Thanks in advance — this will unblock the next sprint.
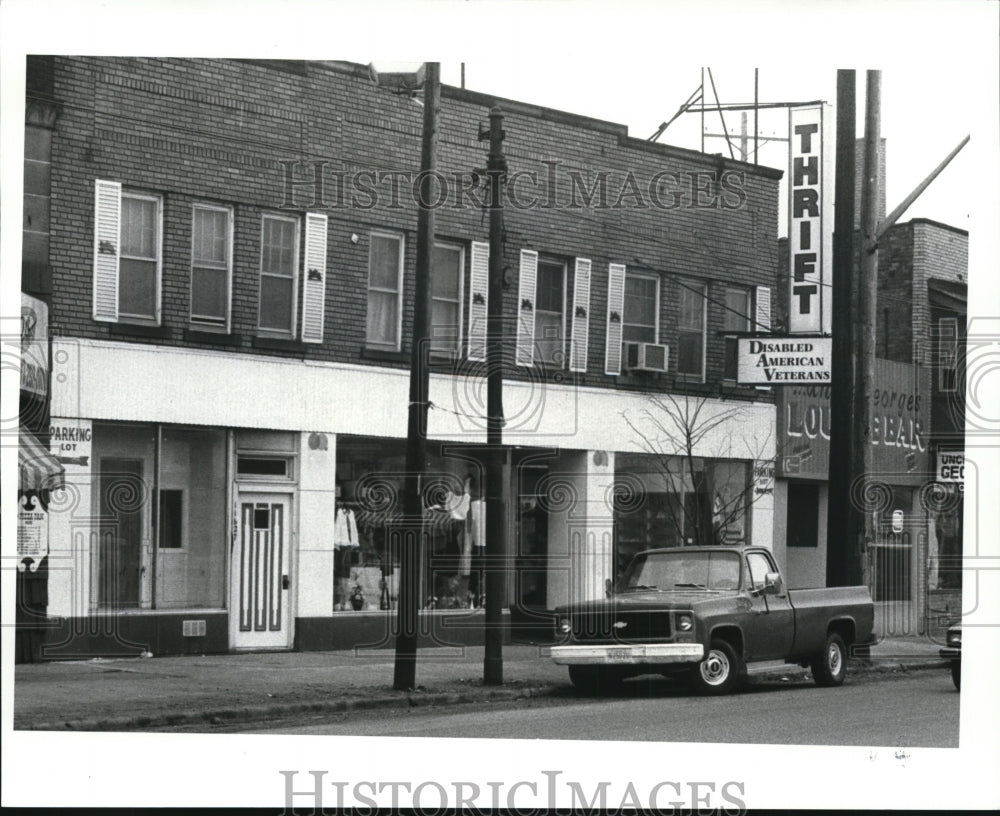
left=300, top=212, right=328, bottom=343
left=755, top=285, right=772, bottom=332
left=569, top=257, right=592, bottom=373
left=259, top=213, right=300, bottom=337
left=723, top=286, right=751, bottom=380
left=515, top=249, right=538, bottom=367
left=94, top=180, right=163, bottom=325
left=118, top=193, right=162, bottom=323
left=604, top=263, right=627, bottom=375
left=466, top=241, right=489, bottom=362
left=533, top=257, right=566, bottom=367
left=431, top=242, right=464, bottom=358
left=190, top=203, right=232, bottom=331
left=93, top=179, right=122, bottom=322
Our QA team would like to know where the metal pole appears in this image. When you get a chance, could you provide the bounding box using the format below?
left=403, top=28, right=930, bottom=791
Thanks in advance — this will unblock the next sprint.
left=393, top=62, right=439, bottom=692
left=876, top=135, right=970, bottom=240
left=853, top=69, right=881, bottom=589
left=754, top=68, right=759, bottom=165
left=700, top=68, right=705, bottom=153
left=484, top=105, right=507, bottom=685
left=826, top=69, right=856, bottom=588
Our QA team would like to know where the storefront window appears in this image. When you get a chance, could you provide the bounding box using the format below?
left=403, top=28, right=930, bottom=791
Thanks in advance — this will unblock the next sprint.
left=92, top=423, right=226, bottom=611
left=334, top=436, right=486, bottom=612
left=613, top=453, right=750, bottom=580
left=158, top=428, right=227, bottom=608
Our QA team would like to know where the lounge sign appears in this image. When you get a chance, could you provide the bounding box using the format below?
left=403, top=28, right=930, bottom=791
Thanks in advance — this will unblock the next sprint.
left=788, top=105, right=833, bottom=336
left=737, top=336, right=832, bottom=384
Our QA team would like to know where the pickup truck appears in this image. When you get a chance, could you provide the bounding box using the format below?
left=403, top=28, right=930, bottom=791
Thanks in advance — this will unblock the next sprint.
left=550, top=546, right=874, bottom=695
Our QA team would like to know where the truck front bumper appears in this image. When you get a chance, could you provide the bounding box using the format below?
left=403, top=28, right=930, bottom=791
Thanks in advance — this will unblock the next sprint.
left=550, top=643, right=705, bottom=666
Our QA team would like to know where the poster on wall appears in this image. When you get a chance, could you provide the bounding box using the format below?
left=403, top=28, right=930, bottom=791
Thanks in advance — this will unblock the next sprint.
left=17, top=494, right=48, bottom=571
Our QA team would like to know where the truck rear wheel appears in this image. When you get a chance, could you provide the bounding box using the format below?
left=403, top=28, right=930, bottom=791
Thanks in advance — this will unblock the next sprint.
left=811, top=632, right=847, bottom=687
left=568, top=665, right=626, bottom=695
left=690, top=639, right=742, bottom=695
left=951, top=660, right=960, bottom=690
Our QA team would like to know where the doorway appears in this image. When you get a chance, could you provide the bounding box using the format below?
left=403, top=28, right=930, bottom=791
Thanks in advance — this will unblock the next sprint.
left=231, top=492, right=292, bottom=649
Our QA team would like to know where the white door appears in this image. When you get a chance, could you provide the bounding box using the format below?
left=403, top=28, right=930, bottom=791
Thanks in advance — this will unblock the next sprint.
left=232, top=493, right=292, bottom=649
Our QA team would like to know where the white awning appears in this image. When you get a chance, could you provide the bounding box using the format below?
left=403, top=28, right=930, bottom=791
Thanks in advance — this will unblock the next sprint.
left=18, top=427, right=65, bottom=492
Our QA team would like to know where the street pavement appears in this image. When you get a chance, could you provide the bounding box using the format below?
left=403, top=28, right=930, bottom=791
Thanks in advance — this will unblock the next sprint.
left=13, top=635, right=949, bottom=732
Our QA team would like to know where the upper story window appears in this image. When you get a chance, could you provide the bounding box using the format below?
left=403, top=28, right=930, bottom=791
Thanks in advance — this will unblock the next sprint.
left=258, top=213, right=300, bottom=337
left=623, top=272, right=659, bottom=344
left=366, top=231, right=404, bottom=350
left=937, top=316, right=959, bottom=393
left=723, top=286, right=751, bottom=380
left=677, top=280, right=707, bottom=380
left=534, top=258, right=567, bottom=366
left=190, top=203, right=233, bottom=331
left=431, top=242, right=464, bottom=358
left=118, top=191, right=162, bottom=323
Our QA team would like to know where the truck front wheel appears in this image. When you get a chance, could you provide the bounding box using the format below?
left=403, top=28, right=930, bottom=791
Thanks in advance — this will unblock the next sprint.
left=690, top=639, right=743, bottom=695
left=811, top=632, right=847, bottom=687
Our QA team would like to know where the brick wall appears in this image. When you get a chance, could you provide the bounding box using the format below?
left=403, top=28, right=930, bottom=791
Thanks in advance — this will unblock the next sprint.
left=776, top=220, right=967, bottom=367
left=41, top=57, right=781, bottom=400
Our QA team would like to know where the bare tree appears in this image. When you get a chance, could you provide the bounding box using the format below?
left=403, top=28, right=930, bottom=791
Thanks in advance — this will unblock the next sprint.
left=622, top=394, right=777, bottom=548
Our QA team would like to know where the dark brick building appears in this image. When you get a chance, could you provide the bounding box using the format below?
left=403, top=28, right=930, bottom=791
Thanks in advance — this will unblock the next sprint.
left=772, top=218, right=967, bottom=636
left=22, top=56, right=785, bottom=657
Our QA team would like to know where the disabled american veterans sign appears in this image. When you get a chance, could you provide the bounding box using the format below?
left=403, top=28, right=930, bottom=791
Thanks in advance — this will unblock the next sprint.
left=737, top=336, right=832, bottom=384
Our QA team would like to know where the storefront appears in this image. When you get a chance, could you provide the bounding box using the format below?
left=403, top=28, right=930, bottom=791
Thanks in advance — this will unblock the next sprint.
left=44, top=338, right=776, bottom=656
left=773, top=359, right=934, bottom=635
left=613, top=452, right=753, bottom=579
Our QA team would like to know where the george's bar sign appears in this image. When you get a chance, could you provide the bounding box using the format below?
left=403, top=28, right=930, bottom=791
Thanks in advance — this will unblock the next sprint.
left=788, top=105, right=833, bottom=336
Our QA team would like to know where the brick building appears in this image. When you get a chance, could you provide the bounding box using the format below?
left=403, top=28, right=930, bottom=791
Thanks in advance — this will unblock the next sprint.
left=21, top=56, right=783, bottom=658
left=772, top=218, right=967, bottom=636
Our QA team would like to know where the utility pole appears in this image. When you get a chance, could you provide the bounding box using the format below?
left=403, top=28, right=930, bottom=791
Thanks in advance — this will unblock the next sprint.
left=852, top=69, right=882, bottom=589
left=826, top=69, right=856, bottom=588
left=393, top=61, right=439, bottom=692
left=483, top=105, right=507, bottom=685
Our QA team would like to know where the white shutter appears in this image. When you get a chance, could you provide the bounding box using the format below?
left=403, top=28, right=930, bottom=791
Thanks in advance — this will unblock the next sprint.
left=93, top=179, right=121, bottom=322
left=569, top=257, right=592, bottom=373
left=604, top=263, right=627, bottom=375
left=466, top=241, right=490, bottom=361
left=515, top=249, right=538, bottom=367
left=755, top=285, right=772, bottom=332
left=300, top=212, right=328, bottom=343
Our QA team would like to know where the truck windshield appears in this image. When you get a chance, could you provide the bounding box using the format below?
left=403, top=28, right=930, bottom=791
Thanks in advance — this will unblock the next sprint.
left=619, top=550, right=741, bottom=592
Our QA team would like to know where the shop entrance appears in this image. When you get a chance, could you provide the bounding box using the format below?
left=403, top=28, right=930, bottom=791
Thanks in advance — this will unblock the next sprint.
left=231, top=492, right=291, bottom=649
left=97, top=457, right=147, bottom=608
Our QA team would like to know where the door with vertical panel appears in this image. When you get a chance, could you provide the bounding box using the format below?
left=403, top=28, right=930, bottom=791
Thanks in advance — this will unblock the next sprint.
left=232, top=493, right=291, bottom=649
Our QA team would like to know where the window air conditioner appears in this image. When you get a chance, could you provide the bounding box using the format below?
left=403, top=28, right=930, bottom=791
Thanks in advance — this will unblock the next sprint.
left=623, top=342, right=669, bottom=372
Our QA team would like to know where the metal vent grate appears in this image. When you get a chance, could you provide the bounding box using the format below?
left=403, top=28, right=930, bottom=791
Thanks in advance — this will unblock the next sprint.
left=182, top=619, right=207, bottom=637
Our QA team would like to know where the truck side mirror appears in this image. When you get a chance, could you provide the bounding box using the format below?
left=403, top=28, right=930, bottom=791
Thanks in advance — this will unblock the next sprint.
left=764, top=572, right=783, bottom=595
left=605, top=578, right=614, bottom=598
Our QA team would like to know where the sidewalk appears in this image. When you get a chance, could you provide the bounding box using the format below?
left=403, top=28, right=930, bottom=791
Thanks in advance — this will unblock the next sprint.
left=13, top=636, right=949, bottom=732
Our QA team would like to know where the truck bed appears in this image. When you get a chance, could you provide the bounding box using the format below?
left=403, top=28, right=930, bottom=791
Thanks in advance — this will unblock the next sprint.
left=788, top=586, right=875, bottom=656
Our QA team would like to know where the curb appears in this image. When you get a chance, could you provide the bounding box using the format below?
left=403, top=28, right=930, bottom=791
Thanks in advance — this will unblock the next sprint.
left=21, top=683, right=564, bottom=732
left=19, top=658, right=950, bottom=732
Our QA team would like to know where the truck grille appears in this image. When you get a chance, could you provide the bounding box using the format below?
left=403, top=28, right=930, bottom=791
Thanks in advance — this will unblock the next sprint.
left=569, top=609, right=673, bottom=643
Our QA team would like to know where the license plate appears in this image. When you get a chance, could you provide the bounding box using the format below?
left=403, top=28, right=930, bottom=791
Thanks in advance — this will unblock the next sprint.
left=607, top=648, right=631, bottom=661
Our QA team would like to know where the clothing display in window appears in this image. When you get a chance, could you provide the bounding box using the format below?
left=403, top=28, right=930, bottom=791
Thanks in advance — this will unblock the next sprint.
left=334, top=506, right=359, bottom=549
